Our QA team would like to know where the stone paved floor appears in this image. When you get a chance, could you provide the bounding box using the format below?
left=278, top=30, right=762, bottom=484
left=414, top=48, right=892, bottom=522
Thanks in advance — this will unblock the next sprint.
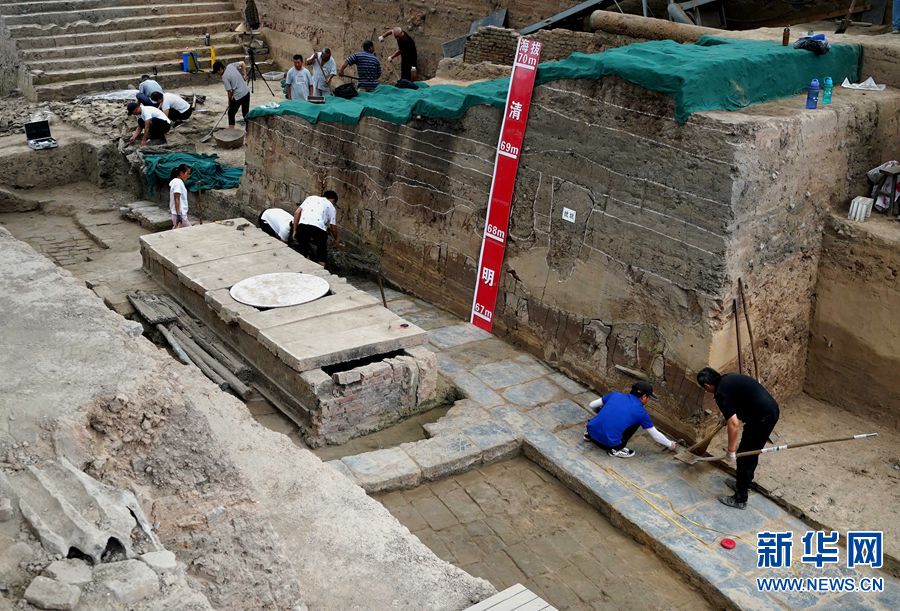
left=376, top=457, right=710, bottom=610
left=334, top=281, right=900, bottom=611
left=0, top=182, right=159, bottom=316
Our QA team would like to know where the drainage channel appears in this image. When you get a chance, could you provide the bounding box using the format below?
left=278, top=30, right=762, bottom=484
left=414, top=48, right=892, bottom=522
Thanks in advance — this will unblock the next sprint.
left=376, top=457, right=711, bottom=610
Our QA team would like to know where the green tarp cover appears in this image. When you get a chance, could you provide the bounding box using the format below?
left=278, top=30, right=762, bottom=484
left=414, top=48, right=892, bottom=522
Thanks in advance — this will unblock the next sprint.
left=143, top=152, right=244, bottom=193
left=247, top=36, right=860, bottom=125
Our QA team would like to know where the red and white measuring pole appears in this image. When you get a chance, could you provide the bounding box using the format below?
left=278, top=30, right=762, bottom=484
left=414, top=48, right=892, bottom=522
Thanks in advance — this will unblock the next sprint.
left=470, top=38, right=542, bottom=332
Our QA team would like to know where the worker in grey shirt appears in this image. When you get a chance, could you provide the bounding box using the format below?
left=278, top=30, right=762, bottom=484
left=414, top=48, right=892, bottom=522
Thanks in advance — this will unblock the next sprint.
left=136, top=74, right=163, bottom=106
left=212, top=60, right=250, bottom=128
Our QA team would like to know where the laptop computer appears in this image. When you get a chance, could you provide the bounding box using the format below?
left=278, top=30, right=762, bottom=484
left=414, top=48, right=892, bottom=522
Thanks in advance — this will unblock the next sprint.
left=24, top=120, right=58, bottom=150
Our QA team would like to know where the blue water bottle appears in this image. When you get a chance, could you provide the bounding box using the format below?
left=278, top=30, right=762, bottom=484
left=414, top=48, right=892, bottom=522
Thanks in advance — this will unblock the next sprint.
left=822, top=76, right=833, bottom=105
left=805, top=78, right=819, bottom=109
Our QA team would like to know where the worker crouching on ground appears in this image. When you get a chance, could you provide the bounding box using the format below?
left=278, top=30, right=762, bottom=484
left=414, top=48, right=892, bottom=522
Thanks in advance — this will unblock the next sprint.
left=213, top=60, right=250, bottom=128
left=339, top=41, right=382, bottom=92
left=291, top=191, right=340, bottom=265
left=697, top=367, right=780, bottom=510
left=584, top=381, right=677, bottom=458
left=168, top=164, right=192, bottom=229
left=149, top=91, right=195, bottom=125
left=126, top=101, right=171, bottom=147
left=136, top=74, right=163, bottom=106
left=258, top=207, right=294, bottom=244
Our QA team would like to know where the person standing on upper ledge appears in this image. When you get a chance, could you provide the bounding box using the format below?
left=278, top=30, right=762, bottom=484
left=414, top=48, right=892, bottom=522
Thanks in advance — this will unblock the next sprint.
left=697, top=367, right=780, bottom=511
left=306, top=47, right=337, bottom=96
left=583, top=381, right=678, bottom=459
left=213, top=60, right=250, bottom=129
left=378, top=27, right=418, bottom=82
left=339, top=41, right=382, bottom=92
left=285, top=54, right=313, bottom=101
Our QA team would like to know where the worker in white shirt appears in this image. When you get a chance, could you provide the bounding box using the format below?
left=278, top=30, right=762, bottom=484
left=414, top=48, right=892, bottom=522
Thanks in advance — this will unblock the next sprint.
left=291, top=191, right=340, bottom=265
left=149, top=91, right=195, bottom=124
left=258, top=207, right=294, bottom=243
left=126, top=101, right=171, bottom=146
left=306, top=47, right=337, bottom=96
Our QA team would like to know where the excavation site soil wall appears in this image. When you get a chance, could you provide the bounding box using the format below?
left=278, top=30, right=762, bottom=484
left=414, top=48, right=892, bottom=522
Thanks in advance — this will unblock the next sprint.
left=806, top=216, right=900, bottom=429
left=253, top=0, right=575, bottom=78
left=242, top=77, right=900, bottom=437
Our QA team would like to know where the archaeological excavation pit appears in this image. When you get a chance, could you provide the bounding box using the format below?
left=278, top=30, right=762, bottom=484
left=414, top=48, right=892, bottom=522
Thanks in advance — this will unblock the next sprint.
left=139, top=219, right=443, bottom=446
left=376, top=457, right=710, bottom=609
left=3, top=1, right=900, bottom=607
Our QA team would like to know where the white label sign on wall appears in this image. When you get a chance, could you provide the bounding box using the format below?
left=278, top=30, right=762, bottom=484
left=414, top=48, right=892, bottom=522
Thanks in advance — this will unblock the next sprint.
left=562, top=207, right=576, bottom=223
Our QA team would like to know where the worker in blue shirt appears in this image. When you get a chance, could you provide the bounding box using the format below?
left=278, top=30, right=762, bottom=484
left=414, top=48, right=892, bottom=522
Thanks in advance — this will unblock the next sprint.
left=584, top=381, right=677, bottom=458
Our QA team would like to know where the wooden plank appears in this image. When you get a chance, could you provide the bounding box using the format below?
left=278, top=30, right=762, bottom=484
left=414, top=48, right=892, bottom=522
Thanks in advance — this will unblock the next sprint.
left=512, top=599, right=552, bottom=611
left=466, top=585, right=527, bottom=611
left=742, top=3, right=872, bottom=28
left=465, top=584, right=557, bottom=611
left=128, top=291, right=180, bottom=324
left=171, top=327, right=252, bottom=399
left=490, top=590, right=539, bottom=611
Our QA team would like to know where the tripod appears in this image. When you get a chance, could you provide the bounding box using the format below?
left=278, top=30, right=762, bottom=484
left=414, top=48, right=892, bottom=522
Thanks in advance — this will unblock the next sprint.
left=241, top=33, right=275, bottom=97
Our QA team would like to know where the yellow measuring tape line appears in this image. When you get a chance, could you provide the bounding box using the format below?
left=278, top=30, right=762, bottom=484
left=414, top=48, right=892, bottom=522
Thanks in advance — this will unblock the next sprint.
left=601, top=465, right=748, bottom=548
left=601, top=465, right=804, bottom=576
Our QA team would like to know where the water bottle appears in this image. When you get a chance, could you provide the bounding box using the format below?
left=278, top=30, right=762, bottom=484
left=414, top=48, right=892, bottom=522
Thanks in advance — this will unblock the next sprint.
left=805, top=78, right=819, bottom=109
left=822, top=76, right=833, bottom=105
left=782, top=27, right=790, bottom=46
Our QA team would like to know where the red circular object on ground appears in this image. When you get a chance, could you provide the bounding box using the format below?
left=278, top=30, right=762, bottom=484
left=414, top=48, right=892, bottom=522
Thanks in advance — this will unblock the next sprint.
left=721, top=538, right=736, bottom=549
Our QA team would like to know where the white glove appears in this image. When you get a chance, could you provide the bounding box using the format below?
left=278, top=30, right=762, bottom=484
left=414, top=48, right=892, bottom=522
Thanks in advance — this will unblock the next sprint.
left=724, top=451, right=736, bottom=465
left=378, top=36, right=384, bottom=42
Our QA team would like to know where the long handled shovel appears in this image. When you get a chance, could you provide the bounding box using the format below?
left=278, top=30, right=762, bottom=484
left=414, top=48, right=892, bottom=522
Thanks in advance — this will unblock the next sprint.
left=676, top=433, right=878, bottom=466
left=200, top=107, right=228, bottom=143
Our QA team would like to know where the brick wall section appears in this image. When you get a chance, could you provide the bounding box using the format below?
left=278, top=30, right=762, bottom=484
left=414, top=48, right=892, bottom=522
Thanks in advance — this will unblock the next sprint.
left=306, top=346, right=438, bottom=445
left=464, top=26, right=604, bottom=65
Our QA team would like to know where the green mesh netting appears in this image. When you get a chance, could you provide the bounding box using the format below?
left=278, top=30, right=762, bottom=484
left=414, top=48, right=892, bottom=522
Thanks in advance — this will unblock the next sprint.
left=143, top=152, right=243, bottom=193
left=246, top=36, right=860, bottom=125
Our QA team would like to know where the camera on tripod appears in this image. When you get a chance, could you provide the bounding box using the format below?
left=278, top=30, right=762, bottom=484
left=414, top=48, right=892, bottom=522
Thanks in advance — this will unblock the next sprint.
left=237, top=31, right=275, bottom=96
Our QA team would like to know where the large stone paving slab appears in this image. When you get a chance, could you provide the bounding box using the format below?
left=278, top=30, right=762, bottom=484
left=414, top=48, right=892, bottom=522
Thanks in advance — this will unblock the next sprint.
left=140, top=220, right=283, bottom=271
left=141, top=219, right=428, bottom=372
left=260, top=304, right=426, bottom=372
left=176, top=247, right=322, bottom=293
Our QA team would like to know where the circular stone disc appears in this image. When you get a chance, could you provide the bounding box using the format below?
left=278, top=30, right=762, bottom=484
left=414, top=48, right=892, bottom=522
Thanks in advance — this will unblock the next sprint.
left=229, top=272, right=329, bottom=308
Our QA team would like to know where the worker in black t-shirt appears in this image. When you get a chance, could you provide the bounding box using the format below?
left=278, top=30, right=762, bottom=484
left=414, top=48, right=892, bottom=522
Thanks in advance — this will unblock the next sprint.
left=697, top=367, right=780, bottom=510
left=379, top=27, right=418, bottom=81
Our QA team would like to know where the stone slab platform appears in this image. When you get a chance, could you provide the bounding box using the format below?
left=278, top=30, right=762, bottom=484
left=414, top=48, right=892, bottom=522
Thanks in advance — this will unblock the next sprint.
left=139, top=219, right=427, bottom=373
